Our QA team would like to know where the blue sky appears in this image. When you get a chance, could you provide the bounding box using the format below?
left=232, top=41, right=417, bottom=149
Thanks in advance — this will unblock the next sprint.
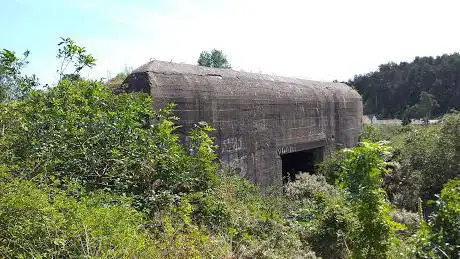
left=3, top=0, right=460, bottom=85
left=1, top=0, right=176, bottom=83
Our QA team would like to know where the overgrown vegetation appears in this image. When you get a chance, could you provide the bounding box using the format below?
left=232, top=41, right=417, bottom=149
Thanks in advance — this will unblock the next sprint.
left=337, top=142, right=402, bottom=258
left=350, top=53, right=460, bottom=118
left=1, top=39, right=458, bottom=258
left=415, top=179, right=460, bottom=258
left=0, top=170, right=158, bottom=258
left=359, top=121, right=460, bottom=258
left=362, top=115, right=460, bottom=213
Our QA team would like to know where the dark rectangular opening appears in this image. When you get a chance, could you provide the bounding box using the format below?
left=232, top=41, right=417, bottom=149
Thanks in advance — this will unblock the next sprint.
left=281, top=146, right=324, bottom=184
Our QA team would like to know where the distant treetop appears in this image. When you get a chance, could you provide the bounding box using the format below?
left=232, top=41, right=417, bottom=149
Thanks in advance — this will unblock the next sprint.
left=197, top=49, right=231, bottom=69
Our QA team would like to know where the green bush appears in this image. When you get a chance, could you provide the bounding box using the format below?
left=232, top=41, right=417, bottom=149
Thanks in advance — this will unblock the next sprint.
left=388, top=112, right=460, bottom=210
left=0, top=169, right=235, bottom=258
left=415, top=179, right=460, bottom=258
left=0, top=49, right=38, bottom=103
left=285, top=173, right=358, bottom=258
left=389, top=208, right=419, bottom=236
left=337, top=141, right=404, bottom=258
left=150, top=195, right=231, bottom=258
left=0, top=169, right=158, bottom=258
left=317, top=151, right=346, bottom=183
left=215, top=171, right=317, bottom=258
left=361, top=124, right=386, bottom=142
left=361, top=124, right=403, bottom=142
left=0, top=79, right=217, bottom=210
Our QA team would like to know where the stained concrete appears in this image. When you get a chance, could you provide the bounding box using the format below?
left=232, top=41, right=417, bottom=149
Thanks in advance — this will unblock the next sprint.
left=123, top=60, right=363, bottom=187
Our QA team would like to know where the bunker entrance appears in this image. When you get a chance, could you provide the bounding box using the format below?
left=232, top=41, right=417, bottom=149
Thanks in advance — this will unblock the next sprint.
left=281, top=147, right=324, bottom=184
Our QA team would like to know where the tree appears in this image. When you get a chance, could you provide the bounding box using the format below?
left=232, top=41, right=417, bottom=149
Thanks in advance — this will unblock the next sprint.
left=197, top=49, right=231, bottom=68
left=401, top=105, right=412, bottom=125
left=0, top=49, right=38, bottom=102
left=0, top=37, right=95, bottom=104
left=57, top=37, right=96, bottom=80
left=410, top=91, right=440, bottom=124
left=350, top=53, right=460, bottom=118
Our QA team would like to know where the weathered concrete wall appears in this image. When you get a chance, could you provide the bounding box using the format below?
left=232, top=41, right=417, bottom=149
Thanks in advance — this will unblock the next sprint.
left=123, top=60, right=362, bottom=187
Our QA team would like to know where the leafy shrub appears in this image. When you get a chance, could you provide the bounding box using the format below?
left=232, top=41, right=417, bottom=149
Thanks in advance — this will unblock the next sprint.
left=215, top=171, right=317, bottom=259
left=0, top=79, right=218, bottom=210
left=317, top=151, right=346, bottom=184
left=0, top=169, right=235, bottom=258
left=361, top=124, right=386, bottom=142
left=285, top=173, right=358, bottom=258
left=361, top=124, right=404, bottom=142
left=415, top=179, right=460, bottom=258
left=389, top=208, right=419, bottom=236
left=285, top=173, right=341, bottom=199
left=0, top=169, right=158, bottom=258
left=388, top=112, right=460, bottom=210
left=337, top=141, right=404, bottom=258
left=150, top=195, right=231, bottom=258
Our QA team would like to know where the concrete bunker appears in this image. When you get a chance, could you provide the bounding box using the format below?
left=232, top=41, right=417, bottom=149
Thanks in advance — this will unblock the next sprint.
left=123, top=60, right=363, bottom=188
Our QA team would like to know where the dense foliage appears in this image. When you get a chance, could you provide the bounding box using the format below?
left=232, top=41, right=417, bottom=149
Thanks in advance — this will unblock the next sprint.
left=0, top=77, right=410, bottom=258
left=0, top=80, right=218, bottom=208
left=415, top=179, right=460, bottom=258
left=337, top=142, right=403, bottom=258
left=0, top=169, right=158, bottom=258
left=197, top=49, right=231, bottom=68
left=350, top=53, right=460, bottom=118
left=285, top=173, right=358, bottom=258
left=1, top=40, right=458, bottom=258
left=362, top=113, right=460, bottom=212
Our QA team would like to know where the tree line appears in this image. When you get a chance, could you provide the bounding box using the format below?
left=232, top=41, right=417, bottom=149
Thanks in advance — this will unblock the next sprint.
left=349, top=53, right=460, bottom=119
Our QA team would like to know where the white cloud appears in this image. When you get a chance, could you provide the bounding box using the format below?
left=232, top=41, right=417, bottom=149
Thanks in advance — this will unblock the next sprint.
left=45, top=0, right=460, bottom=83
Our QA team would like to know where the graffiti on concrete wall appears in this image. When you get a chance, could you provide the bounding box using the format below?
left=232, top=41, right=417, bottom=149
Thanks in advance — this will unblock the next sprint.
left=221, top=137, right=243, bottom=153
left=276, top=146, right=296, bottom=156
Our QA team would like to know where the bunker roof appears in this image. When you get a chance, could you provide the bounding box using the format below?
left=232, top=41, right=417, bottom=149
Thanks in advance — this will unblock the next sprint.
left=129, top=60, right=361, bottom=101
